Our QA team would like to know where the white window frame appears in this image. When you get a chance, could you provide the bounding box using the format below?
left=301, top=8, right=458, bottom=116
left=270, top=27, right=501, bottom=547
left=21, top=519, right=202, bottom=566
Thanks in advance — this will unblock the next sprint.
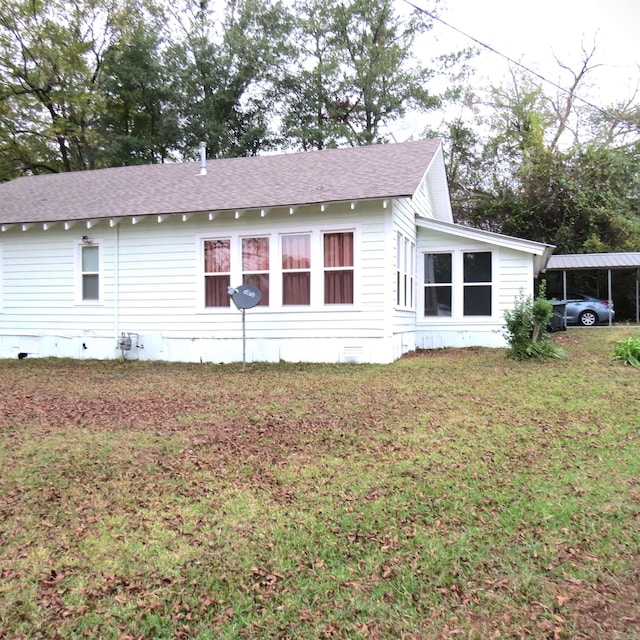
left=422, top=251, right=453, bottom=318
left=462, top=250, right=494, bottom=317
left=76, top=240, right=103, bottom=305
left=281, top=232, right=313, bottom=307
left=420, top=249, right=496, bottom=320
left=198, top=226, right=358, bottom=311
left=241, top=235, right=271, bottom=307
left=396, top=231, right=416, bottom=310
left=322, top=229, right=355, bottom=306
left=203, top=237, right=232, bottom=308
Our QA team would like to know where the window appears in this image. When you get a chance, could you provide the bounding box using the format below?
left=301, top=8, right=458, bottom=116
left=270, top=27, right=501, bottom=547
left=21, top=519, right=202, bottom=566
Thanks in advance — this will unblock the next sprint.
left=80, top=244, right=100, bottom=302
left=396, top=232, right=415, bottom=308
left=424, top=253, right=452, bottom=316
left=204, top=239, right=231, bottom=307
left=463, top=252, right=492, bottom=316
left=202, top=229, right=356, bottom=309
left=282, top=234, right=311, bottom=305
left=422, top=250, right=493, bottom=318
left=324, top=231, right=353, bottom=304
left=242, top=237, right=269, bottom=306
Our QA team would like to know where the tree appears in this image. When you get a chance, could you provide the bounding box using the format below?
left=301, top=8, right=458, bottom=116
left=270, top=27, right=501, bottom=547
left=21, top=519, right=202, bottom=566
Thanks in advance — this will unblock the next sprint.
left=0, top=0, right=144, bottom=179
left=280, top=0, right=459, bottom=149
left=96, top=25, right=181, bottom=165
left=277, top=0, right=346, bottom=150
left=442, top=53, right=640, bottom=254
left=164, top=0, right=293, bottom=159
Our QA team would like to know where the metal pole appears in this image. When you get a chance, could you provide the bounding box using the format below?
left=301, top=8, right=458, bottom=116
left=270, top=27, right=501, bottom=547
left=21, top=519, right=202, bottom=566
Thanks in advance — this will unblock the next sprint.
left=242, top=308, right=246, bottom=370
left=608, top=269, right=612, bottom=326
left=636, top=268, right=639, bottom=325
left=562, top=270, right=567, bottom=324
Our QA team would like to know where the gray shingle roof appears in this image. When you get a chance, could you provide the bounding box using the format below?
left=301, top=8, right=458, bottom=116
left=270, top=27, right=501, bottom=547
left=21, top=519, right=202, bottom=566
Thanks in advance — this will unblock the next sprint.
left=546, top=253, right=640, bottom=270
left=0, top=139, right=442, bottom=225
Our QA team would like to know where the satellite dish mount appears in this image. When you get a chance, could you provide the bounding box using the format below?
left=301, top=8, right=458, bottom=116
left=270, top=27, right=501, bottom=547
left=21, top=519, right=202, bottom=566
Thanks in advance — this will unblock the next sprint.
left=227, top=285, right=262, bottom=369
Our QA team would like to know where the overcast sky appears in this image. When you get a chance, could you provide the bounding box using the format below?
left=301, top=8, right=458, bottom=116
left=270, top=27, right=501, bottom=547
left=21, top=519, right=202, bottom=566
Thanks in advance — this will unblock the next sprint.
left=429, top=0, right=638, bottom=101
left=392, top=0, right=638, bottom=139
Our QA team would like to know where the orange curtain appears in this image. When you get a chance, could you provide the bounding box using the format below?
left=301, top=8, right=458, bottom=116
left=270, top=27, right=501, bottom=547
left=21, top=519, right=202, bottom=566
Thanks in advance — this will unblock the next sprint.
left=282, top=235, right=310, bottom=269
left=324, top=232, right=353, bottom=267
left=204, top=240, right=230, bottom=273
left=283, top=273, right=310, bottom=305
left=324, top=233, right=353, bottom=304
left=242, top=237, right=269, bottom=271
left=205, top=275, right=231, bottom=307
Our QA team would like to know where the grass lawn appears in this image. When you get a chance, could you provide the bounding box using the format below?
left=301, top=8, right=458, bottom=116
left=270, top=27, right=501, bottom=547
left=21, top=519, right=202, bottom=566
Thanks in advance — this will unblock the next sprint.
left=0, top=328, right=638, bottom=639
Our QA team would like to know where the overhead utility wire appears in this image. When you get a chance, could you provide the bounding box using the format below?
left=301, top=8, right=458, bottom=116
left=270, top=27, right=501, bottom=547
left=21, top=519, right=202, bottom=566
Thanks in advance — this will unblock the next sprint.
left=402, top=0, right=618, bottom=120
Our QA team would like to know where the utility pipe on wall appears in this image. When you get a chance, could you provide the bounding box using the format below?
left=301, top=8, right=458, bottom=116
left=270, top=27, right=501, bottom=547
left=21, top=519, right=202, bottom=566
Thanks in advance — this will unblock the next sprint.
left=114, top=223, right=120, bottom=347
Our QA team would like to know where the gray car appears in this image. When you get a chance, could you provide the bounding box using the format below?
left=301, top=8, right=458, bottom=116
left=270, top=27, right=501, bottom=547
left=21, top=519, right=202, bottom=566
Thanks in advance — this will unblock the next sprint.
left=563, top=293, right=615, bottom=326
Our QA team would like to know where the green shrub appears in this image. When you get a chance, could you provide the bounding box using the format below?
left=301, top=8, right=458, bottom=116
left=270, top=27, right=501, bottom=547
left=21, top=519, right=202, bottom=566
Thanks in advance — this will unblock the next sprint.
left=612, top=336, right=640, bottom=368
left=503, top=283, right=565, bottom=360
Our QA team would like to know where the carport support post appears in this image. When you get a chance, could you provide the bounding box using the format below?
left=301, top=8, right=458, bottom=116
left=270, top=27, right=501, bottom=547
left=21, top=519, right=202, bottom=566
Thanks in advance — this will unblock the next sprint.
left=562, top=270, right=568, bottom=323
left=636, top=269, right=639, bottom=324
left=608, top=269, right=612, bottom=327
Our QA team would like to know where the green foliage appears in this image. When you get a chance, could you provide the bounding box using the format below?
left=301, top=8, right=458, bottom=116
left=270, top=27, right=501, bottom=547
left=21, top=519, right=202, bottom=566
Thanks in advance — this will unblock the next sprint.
left=96, top=26, right=180, bottom=165
left=444, top=64, right=640, bottom=254
left=168, top=0, right=294, bottom=159
left=279, top=0, right=448, bottom=149
left=0, top=0, right=145, bottom=178
left=0, top=0, right=474, bottom=171
left=612, top=336, right=640, bottom=368
left=503, top=283, right=565, bottom=360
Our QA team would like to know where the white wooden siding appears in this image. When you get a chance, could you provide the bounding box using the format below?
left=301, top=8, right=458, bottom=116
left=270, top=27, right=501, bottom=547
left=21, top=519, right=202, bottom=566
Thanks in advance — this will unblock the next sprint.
left=411, top=178, right=434, bottom=218
left=415, top=229, right=536, bottom=349
left=0, top=202, right=399, bottom=363
left=423, top=146, right=454, bottom=222
left=389, top=199, right=418, bottom=359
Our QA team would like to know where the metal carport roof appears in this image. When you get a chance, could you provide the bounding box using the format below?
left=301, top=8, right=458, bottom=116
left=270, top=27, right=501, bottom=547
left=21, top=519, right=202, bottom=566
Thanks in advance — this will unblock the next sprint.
left=546, top=252, right=640, bottom=270
left=545, top=252, right=640, bottom=324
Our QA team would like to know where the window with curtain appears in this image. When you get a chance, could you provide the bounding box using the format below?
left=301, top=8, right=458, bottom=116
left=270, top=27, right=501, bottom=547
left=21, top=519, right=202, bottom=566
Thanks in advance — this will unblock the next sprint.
left=324, top=231, right=353, bottom=304
left=424, top=253, right=452, bottom=316
left=282, top=234, right=311, bottom=305
left=81, top=244, right=100, bottom=301
left=463, top=251, right=492, bottom=315
left=204, top=239, right=231, bottom=307
left=242, top=237, right=269, bottom=306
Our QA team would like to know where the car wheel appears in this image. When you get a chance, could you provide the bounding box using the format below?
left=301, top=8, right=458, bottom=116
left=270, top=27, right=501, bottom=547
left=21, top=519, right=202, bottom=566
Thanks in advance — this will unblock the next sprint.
left=579, top=310, right=598, bottom=326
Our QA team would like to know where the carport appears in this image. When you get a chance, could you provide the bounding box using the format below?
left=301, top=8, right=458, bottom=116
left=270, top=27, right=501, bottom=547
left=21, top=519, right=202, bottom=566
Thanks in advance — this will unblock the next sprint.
left=544, top=252, right=640, bottom=325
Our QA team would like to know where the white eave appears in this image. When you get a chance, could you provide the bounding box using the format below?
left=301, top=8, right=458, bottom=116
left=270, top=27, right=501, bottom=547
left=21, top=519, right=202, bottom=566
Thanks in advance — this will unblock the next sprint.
left=0, top=197, right=395, bottom=232
left=416, top=217, right=555, bottom=276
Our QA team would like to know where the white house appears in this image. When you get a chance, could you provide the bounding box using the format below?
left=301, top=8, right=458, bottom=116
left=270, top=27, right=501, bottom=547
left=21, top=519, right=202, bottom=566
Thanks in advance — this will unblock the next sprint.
left=0, top=139, right=554, bottom=364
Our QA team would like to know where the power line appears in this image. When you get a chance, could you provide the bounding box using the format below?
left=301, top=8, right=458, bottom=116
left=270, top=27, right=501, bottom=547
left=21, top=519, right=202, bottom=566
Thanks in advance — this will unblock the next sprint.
left=402, top=0, right=621, bottom=120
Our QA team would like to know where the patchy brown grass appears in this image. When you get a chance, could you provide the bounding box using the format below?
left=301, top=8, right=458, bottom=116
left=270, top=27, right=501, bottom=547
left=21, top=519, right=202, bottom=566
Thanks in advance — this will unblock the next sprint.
left=0, top=328, right=638, bottom=639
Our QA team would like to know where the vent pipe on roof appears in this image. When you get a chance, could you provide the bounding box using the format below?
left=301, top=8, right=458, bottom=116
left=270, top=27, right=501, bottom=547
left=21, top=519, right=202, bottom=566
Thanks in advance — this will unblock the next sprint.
left=199, top=141, right=207, bottom=176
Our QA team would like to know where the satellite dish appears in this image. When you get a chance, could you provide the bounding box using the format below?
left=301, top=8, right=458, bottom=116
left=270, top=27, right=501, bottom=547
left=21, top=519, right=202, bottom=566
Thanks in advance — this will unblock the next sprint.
left=227, top=285, right=262, bottom=369
left=229, top=285, right=262, bottom=309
